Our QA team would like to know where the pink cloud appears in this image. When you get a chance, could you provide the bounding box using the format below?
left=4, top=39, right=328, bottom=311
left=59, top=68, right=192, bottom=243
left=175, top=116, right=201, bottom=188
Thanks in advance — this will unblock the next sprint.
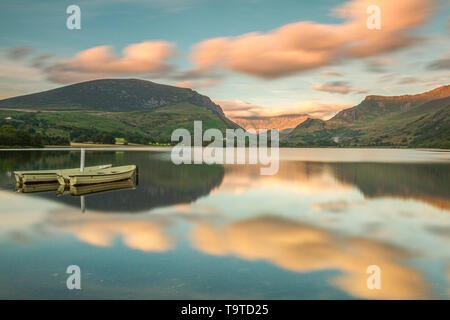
left=321, top=70, right=345, bottom=78
left=214, top=99, right=351, bottom=119
left=46, top=41, right=175, bottom=83
left=174, top=79, right=221, bottom=89
left=190, top=0, right=437, bottom=78
left=37, top=0, right=438, bottom=85
left=311, top=81, right=370, bottom=94
left=174, top=81, right=192, bottom=88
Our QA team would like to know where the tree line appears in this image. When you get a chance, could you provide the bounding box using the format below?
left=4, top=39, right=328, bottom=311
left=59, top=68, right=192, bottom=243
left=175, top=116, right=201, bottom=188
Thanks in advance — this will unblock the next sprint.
left=0, top=125, right=43, bottom=147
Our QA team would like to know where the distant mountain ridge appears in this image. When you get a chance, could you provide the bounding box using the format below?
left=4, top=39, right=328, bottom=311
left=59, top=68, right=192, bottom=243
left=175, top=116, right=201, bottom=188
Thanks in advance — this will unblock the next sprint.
left=286, top=85, right=450, bottom=149
left=231, top=114, right=311, bottom=132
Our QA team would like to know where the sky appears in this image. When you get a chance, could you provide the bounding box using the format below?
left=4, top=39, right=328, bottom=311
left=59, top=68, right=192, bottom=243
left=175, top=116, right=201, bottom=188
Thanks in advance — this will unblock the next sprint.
left=0, top=0, right=449, bottom=119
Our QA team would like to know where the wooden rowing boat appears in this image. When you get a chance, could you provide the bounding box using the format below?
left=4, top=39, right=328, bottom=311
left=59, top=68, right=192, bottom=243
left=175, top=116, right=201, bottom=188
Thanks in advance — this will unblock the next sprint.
left=15, top=168, right=60, bottom=184
left=60, top=165, right=136, bottom=186
left=15, top=182, right=60, bottom=194
left=14, top=164, right=112, bottom=184
left=68, top=179, right=136, bottom=196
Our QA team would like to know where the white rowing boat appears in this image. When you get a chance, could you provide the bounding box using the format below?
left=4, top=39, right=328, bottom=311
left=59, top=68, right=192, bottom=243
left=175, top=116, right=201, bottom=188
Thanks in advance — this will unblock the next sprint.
left=14, top=164, right=112, bottom=184
left=58, top=165, right=136, bottom=186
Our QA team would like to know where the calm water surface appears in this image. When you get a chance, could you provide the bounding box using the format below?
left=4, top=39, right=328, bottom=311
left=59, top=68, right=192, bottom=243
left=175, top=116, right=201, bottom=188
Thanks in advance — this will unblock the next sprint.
left=0, top=148, right=449, bottom=299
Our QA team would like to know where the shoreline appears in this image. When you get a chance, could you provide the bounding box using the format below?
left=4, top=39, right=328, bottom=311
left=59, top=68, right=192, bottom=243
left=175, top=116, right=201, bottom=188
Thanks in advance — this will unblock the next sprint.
left=0, top=146, right=449, bottom=152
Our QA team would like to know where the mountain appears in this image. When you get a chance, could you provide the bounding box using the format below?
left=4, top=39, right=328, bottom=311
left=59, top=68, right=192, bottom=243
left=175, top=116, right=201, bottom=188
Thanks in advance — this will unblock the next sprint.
left=231, top=114, right=311, bottom=132
left=0, top=78, right=225, bottom=114
left=331, top=85, right=449, bottom=122
left=0, top=79, right=239, bottom=145
left=286, top=85, right=450, bottom=148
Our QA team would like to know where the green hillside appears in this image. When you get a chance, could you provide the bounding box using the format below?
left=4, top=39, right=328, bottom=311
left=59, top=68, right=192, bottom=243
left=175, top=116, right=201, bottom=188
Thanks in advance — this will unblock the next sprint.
left=0, top=78, right=224, bottom=114
left=286, top=86, right=450, bottom=149
left=0, top=79, right=239, bottom=146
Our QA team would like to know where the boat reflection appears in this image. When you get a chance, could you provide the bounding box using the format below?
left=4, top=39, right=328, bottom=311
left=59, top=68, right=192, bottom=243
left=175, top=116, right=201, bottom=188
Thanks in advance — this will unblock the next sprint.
left=15, top=179, right=136, bottom=197
left=57, top=179, right=136, bottom=196
left=15, top=178, right=138, bottom=213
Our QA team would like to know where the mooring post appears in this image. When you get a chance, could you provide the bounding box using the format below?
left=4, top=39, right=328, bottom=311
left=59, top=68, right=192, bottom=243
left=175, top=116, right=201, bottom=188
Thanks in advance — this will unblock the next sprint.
left=135, top=165, right=139, bottom=186
left=81, top=196, right=85, bottom=213
left=80, top=148, right=86, bottom=212
left=80, top=148, right=85, bottom=172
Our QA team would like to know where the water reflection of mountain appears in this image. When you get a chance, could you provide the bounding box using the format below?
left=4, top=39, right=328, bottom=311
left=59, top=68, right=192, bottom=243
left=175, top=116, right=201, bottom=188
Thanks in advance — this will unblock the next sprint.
left=222, top=161, right=450, bottom=210
left=328, top=162, right=450, bottom=210
left=0, top=151, right=224, bottom=213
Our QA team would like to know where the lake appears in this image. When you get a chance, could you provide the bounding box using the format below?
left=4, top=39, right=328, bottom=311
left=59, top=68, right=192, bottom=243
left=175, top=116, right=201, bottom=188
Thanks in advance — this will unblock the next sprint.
left=0, top=148, right=449, bottom=299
